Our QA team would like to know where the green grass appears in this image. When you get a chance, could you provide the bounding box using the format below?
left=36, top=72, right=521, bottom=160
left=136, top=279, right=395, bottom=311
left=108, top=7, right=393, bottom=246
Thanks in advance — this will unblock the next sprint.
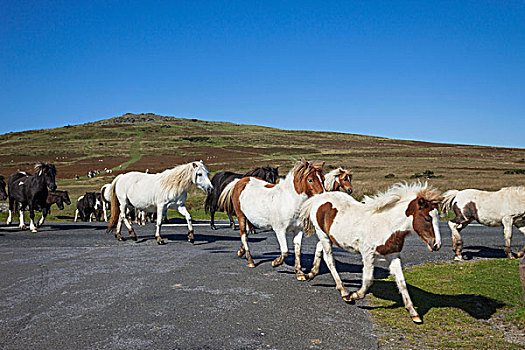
left=369, top=259, right=525, bottom=349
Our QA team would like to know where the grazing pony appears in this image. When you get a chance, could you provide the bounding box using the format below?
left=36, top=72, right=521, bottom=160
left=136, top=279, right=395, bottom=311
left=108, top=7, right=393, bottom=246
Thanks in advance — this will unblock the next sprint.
left=441, top=187, right=525, bottom=260
left=218, top=160, right=325, bottom=277
left=6, top=164, right=57, bottom=232
left=323, top=167, right=353, bottom=194
left=36, top=190, right=71, bottom=227
left=0, top=175, right=7, bottom=201
left=300, top=182, right=442, bottom=323
left=107, top=161, right=213, bottom=244
left=205, top=166, right=279, bottom=230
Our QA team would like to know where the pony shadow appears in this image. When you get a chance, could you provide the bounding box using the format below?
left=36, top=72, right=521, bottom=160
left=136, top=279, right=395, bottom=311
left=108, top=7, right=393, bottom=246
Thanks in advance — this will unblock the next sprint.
left=362, top=280, right=504, bottom=321
left=462, top=246, right=510, bottom=260
left=135, top=233, right=267, bottom=245
left=46, top=224, right=107, bottom=231
left=268, top=253, right=390, bottom=279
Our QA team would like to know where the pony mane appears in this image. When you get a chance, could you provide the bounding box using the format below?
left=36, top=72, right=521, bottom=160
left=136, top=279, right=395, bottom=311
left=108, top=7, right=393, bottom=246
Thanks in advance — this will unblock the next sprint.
left=363, top=182, right=441, bottom=212
left=159, top=161, right=206, bottom=196
left=292, top=160, right=324, bottom=179
left=34, top=163, right=56, bottom=176
left=324, top=167, right=351, bottom=191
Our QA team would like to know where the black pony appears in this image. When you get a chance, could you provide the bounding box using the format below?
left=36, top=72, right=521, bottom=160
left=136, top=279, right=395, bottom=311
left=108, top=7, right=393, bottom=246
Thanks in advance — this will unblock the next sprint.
left=37, top=190, right=71, bottom=227
left=0, top=175, right=7, bottom=201
left=7, top=163, right=57, bottom=232
left=205, top=166, right=279, bottom=230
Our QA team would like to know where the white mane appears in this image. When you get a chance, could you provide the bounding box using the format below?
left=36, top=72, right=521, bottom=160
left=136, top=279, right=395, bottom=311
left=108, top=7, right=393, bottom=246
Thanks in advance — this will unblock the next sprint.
left=363, top=182, right=436, bottom=212
left=324, top=168, right=344, bottom=191
left=158, top=161, right=206, bottom=196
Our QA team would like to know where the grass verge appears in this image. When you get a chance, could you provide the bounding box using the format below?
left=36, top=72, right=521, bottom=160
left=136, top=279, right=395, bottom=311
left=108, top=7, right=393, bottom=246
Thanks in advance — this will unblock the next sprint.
left=368, top=259, right=524, bottom=349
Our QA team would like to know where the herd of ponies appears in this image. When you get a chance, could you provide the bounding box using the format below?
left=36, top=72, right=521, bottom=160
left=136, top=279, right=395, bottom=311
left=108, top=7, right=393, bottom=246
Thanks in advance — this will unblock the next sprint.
left=1, top=160, right=525, bottom=323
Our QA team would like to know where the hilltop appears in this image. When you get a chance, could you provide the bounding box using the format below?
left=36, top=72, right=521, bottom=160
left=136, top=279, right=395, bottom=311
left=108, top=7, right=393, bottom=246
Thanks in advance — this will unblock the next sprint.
left=0, top=113, right=524, bottom=208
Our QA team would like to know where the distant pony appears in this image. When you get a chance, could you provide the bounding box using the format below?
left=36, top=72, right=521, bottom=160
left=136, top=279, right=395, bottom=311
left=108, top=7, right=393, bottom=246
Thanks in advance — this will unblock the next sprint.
left=107, top=161, right=213, bottom=244
left=441, top=186, right=525, bottom=260
left=0, top=175, right=7, bottom=201
left=205, top=166, right=279, bottom=230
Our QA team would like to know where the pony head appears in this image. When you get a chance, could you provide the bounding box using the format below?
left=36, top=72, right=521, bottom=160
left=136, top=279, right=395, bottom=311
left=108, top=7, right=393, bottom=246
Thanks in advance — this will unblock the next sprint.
left=0, top=175, right=7, bottom=200
left=35, top=163, right=57, bottom=191
left=62, top=190, right=72, bottom=206
left=326, top=168, right=353, bottom=194
left=192, top=161, right=213, bottom=194
left=293, top=160, right=325, bottom=197
left=405, top=187, right=443, bottom=252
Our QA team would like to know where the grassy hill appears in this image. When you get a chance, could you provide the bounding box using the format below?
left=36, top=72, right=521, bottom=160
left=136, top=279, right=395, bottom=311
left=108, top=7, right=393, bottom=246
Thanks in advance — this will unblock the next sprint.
left=1, top=113, right=524, bottom=221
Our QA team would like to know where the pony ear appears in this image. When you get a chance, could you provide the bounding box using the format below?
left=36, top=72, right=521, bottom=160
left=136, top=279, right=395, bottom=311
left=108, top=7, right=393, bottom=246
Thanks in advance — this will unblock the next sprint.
left=38, top=170, right=43, bottom=176
left=312, top=161, right=324, bottom=170
left=192, top=162, right=198, bottom=169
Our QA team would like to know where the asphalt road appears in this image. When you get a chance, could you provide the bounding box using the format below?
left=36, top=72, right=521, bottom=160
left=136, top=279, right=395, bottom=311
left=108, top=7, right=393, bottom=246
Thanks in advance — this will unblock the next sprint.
left=1, top=220, right=524, bottom=350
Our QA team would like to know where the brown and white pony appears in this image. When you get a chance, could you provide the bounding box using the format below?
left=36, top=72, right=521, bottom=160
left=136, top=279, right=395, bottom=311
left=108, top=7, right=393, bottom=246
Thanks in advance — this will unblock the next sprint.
left=442, top=187, right=525, bottom=260
left=323, top=167, right=353, bottom=194
left=218, top=160, right=325, bottom=278
left=300, top=182, right=442, bottom=323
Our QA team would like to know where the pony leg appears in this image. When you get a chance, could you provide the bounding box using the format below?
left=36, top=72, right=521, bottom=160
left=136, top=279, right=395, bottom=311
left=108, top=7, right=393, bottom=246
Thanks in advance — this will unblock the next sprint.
left=306, top=241, right=324, bottom=281
left=350, top=252, right=375, bottom=302
left=103, top=202, right=108, bottom=222
left=319, top=238, right=350, bottom=300
left=516, top=225, right=525, bottom=258
left=154, top=206, right=166, bottom=245
left=502, top=216, right=514, bottom=258
left=37, top=208, right=47, bottom=227
left=293, top=230, right=306, bottom=280
left=118, top=203, right=136, bottom=241
left=238, top=214, right=254, bottom=267
left=388, top=256, right=421, bottom=323
left=176, top=205, right=194, bottom=243
left=210, top=208, right=217, bottom=230
left=272, top=229, right=289, bottom=268
left=19, top=208, right=26, bottom=230
left=448, top=221, right=465, bottom=260
left=228, top=211, right=236, bottom=230
left=29, top=206, right=37, bottom=233
left=7, top=197, right=14, bottom=225
left=74, top=209, right=79, bottom=222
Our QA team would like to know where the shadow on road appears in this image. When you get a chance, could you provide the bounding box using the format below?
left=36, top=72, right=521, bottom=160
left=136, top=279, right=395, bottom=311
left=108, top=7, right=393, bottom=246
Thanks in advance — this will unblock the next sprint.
left=462, top=245, right=510, bottom=259
left=362, top=280, right=504, bottom=322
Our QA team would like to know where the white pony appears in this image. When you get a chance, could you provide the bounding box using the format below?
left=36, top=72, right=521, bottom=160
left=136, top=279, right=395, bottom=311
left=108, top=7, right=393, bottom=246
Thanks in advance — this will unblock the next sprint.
left=218, top=160, right=325, bottom=279
left=300, top=182, right=442, bottom=323
left=107, top=161, right=213, bottom=244
left=442, top=186, right=525, bottom=260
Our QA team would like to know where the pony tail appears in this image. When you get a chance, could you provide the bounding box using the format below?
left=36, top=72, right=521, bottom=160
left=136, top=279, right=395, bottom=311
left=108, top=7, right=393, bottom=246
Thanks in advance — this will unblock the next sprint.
left=218, top=179, right=239, bottom=216
left=300, top=197, right=317, bottom=237
left=106, top=182, right=120, bottom=233
left=441, top=190, right=459, bottom=215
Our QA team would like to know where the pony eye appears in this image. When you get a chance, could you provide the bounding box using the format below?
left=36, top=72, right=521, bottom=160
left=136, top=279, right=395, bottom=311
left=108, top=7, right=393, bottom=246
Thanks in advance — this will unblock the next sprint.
left=197, top=173, right=202, bottom=177
left=308, top=178, right=313, bottom=183
left=423, top=216, right=432, bottom=223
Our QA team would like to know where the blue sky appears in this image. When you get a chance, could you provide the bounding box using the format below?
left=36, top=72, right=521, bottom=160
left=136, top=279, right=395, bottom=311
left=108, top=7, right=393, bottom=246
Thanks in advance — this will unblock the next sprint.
left=1, top=1, right=524, bottom=147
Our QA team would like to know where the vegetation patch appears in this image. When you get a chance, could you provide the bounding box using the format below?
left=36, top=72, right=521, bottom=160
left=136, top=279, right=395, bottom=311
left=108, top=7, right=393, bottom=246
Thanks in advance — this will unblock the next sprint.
left=504, top=169, right=525, bottom=175
left=368, top=259, right=524, bottom=349
left=409, top=170, right=443, bottom=179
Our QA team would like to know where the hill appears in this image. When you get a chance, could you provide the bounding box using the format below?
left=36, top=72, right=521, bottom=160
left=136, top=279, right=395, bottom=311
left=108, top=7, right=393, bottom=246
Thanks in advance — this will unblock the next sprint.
left=1, top=113, right=524, bottom=219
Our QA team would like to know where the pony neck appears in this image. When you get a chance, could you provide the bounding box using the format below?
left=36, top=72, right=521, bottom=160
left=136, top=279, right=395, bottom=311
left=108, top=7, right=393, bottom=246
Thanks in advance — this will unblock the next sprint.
left=280, top=169, right=305, bottom=199
left=159, top=164, right=194, bottom=197
left=366, top=199, right=414, bottom=233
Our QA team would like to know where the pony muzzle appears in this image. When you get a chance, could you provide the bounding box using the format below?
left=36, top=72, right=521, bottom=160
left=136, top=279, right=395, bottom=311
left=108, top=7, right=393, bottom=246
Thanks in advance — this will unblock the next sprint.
left=427, top=240, right=441, bottom=252
left=49, top=184, right=57, bottom=191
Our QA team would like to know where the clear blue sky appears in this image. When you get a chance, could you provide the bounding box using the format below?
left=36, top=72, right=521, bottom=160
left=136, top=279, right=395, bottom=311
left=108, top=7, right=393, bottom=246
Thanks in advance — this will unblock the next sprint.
left=1, top=1, right=524, bottom=147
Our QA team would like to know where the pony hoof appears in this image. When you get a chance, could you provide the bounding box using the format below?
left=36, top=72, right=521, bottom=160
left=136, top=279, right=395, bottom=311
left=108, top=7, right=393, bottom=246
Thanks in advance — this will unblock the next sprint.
left=30, top=228, right=38, bottom=233
left=237, top=250, right=245, bottom=257
left=247, top=262, right=255, bottom=268
left=296, top=274, right=306, bottom=281
left=187, top=237, right=194, bottom=244
left=517, top=251, right=524, bottom=258
left=157, top=240, right=166, bottom=245
left=342, top=295, right=355, bottom=304
left=411, top=315, right=423, bottom=324
left=117, top=237, right=125, bottom=241
left=131, top=236, right=137, bottom=242
left=453, top=255, right=463, bottom=261
left=19, top=225, right=26, bottom=230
